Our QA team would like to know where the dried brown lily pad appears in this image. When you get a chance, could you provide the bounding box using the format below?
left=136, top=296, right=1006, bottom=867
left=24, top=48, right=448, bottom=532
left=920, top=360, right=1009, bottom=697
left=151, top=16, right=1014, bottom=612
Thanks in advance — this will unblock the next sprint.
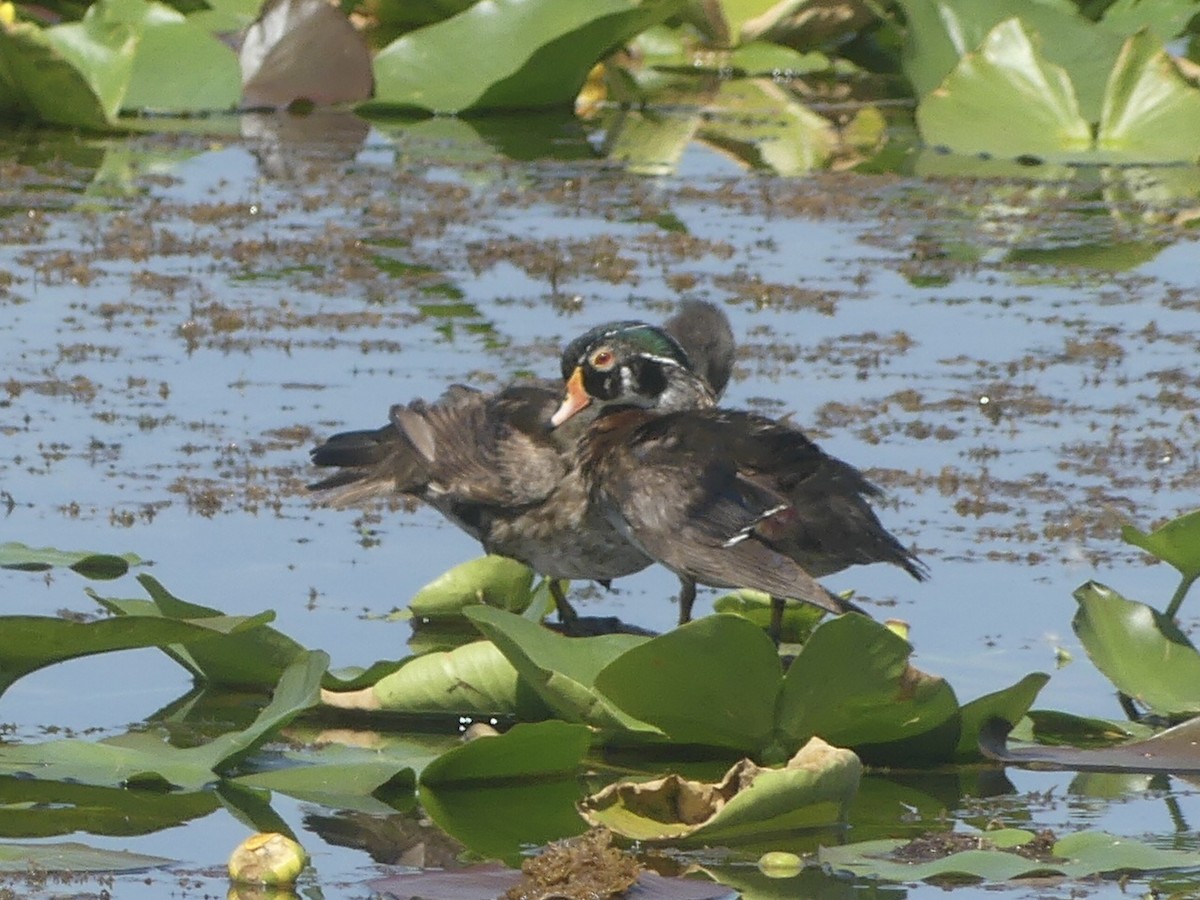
left=580, top=737, right=861, bottom=843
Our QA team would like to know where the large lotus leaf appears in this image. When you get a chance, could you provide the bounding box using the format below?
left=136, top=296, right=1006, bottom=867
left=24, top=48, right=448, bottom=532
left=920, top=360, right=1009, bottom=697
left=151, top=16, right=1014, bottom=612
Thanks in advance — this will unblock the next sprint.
left=464, top=606, right=659, bottom=737
left=916, top=18, right=1092, bottom=160
left=1121, top=508, right=1200, bottom=580
left=580, top=737, right=860, bottom=843
left=778, top=614, right=961, bottom=762
left=0, top=842, right=173, bottom=873
left=0, top=776, right=219, bottom=837
left=593, top=615, right=782, bottom=754
left=0, top=609, right=273, bottom=698
left=0, top=0, right=138, bottom=128
left=368, top=0, right=684, bottom=114
left=91, top=574, right=306, bottom=689
left=981, top=713, right=1200, bottom=773
left=0, top=542, right=140, bottom=580
left=0, top=651, right=325, bottom=789
left=420, top=721, right=591, bottom=786
left=406, top=555, right=536, bottom=620
left=899, top=0, right=1124, bottom=121
left=1097, top=31, right=1200, bottom=162
left=1072, top=581, right=1200, bottom=715
left=349, top=638, right=548, bottom=719
left=118, top=0, right=239, bottom=112
left=954, top=672, right=1050, bottom=760
left=821, top=828, right=1200, bottom=882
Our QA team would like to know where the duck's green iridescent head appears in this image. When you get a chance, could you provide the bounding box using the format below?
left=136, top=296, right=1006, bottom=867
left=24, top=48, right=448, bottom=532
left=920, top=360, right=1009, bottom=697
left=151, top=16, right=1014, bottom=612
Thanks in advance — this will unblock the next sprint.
left=552, top=321, right=711, bottom=427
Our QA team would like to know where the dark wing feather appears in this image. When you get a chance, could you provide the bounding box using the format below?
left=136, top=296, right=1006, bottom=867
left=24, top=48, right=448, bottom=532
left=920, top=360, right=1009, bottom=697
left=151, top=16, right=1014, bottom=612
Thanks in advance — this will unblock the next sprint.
left=594, top=418, right=853, bottom=615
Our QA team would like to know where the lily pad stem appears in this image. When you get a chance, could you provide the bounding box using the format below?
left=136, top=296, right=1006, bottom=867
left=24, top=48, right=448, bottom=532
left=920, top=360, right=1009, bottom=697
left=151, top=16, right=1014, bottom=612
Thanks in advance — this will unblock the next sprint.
left=1165, top=572, right=1198, bottom=620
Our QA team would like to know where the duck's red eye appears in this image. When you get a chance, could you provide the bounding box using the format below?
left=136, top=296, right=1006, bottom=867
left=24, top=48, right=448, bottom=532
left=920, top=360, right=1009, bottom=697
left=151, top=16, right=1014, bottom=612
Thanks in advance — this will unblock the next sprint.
left=591, top=349, right=614, bottom=369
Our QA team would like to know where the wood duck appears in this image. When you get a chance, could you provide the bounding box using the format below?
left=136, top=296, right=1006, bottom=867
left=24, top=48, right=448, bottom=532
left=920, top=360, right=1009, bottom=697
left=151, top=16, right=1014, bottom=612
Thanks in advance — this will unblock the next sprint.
left=551, top=322, right=928, bottom=638
left=308, top=300, right=735, bottom=625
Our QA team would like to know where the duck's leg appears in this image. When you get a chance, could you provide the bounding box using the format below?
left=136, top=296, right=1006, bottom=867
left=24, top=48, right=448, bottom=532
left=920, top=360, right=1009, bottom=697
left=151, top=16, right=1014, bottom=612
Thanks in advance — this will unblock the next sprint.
left=769, top=595, right=786, bottom=645
left=550, top=580, right=579, bottom=624
left=676, top=576, right=697, bottom=625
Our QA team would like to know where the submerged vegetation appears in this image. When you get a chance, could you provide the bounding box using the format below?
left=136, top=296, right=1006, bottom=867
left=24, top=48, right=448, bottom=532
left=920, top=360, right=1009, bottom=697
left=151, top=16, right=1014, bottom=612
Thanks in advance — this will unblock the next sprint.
left=2, top=507, right=1200, bottom=888
left=2, top=0, right=1200, bottom=164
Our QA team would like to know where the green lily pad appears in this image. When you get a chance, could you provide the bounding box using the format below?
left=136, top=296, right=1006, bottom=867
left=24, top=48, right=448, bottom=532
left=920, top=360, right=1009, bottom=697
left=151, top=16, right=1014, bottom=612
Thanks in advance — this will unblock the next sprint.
left=464, top=607, right=658, bottom=737
left=0, top=2, right=136, bottom=128
left=580, top=737, right=861, bottom=843
left=419, top=721, right=592, bottom=786
left=367, top=0, right=683, bottom=114
left=595, top=615, right=781, bottom=754
left=92, top=574, right=306, bottom=689
left=778, top=614, right=961, bottom=762
left=120, top=0, right=240, bottom=112
left=365, top=638, right=550, bottom=719
left=0, top=542, right=140, bottom=579
left=407, top=555, right=536, bottom=620
left=0, top=841, right=173, bottom=873
left=1097, top=31, right=1200, bottom=162
left=1121, top=508, right=1200, bottom=580
left=0, top=651, right=326, bottom=789
left=955, top=672, right=1050, bottom=760
left=1072, top=581, right=1200, bottom=716
left=899, top=0, right=1124, bottom=120
left=821, top=827, right=1200, bottom=882
left=0, top=776, right=220, bottom=837
left=0, top=609, right=274, bottom=698
left=234, top=742, right=431, bottom=813
left=916, top=18, right=1092, bottom=159
left=1099, top=0, right=1198, bottom=41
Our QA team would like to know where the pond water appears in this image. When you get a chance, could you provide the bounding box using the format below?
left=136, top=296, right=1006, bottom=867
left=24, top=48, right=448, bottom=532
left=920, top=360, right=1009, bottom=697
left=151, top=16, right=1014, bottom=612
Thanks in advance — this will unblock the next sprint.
left=2, top=111, right=1200, bottom=898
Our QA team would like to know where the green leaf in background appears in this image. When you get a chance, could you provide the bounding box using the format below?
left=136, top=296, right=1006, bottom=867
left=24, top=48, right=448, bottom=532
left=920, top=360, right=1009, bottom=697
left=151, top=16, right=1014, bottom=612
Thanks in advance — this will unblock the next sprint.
left=407, top=555, right=536, bottom=620
left=916, top=18, right=1092, bottom=159
left=419, top=720, right=591, bottom=786
left=367, top=0, right=684, bottom=113
left=778, top=614, right=960, bottom=762
left=1072, top=581, right=1200, bottom=716
left=594, top=615, right=781, bottom=754
left=464, top=607, right=657, bottom=736
left=0, top=651, right=326, bottom=789
left=1121, top=508, right=1200, bottom=581
left=821, top=828, right=1200, bottom=881
left=580, top=737, right=861, bottom=843
left=728, top=41, right=829, bottom=76
left=899, top=0, right=1124, bottom=121
left=0, top=842, right=173, bottom=873
left=1099, top=0, right=1199, bottom=42
left=0, top=2, right=137, bottom=128
left=118, top=0, right=240, bottom=112
left=1097, top=30, right=1200, bottom=162
left=0, top=542, right=140, bottom=580
left=0, top=610, right=274, bottom=698
left=361, top=638, right=549, bottom=719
